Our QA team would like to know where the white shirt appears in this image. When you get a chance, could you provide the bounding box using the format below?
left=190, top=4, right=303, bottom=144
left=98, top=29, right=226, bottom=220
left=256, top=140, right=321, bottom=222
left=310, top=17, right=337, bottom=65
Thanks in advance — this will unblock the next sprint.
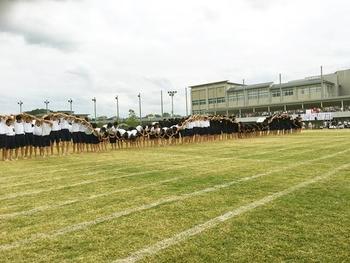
left=68, top=123, right=73, bottom=133
left=33, top=125, right=43, bottom=136
left=14, top=121, right=25, bottom=135
left=6, top=125, right=16, bottom=136
left=52, top=120, right=61, bottom=131
left=0, top=119, right=7, bottom=134
left=118, top=128, right=126, bottom=136
left=24, top=122, right=34, bottom=133
left=85, top=127, right=92, bottom=135
left=60, top=118, right=70, bottom=130
left=136, top=125, right=143, bottom=132
left=79, top=124, right=87, bottom=133
left=72, top=122, right=80, bottom=132
left=42, top=123, right=52, bottom=136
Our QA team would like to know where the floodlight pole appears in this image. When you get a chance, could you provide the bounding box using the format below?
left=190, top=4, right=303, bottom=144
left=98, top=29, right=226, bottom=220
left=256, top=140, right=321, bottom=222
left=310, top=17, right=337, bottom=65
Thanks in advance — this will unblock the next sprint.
left=115, top=95, right=119, bottom=121
left=44, top=100, right=50, bottom=114
left=185, top=88, right=188, bottom=116
left=138, top=93, right=142, bottom=124
left=92, top=97, right=97, bottom=121
left=68, top=99, right=73, bottom=114
left=161, top=90, right=164, bottom=117
left=168, top=90, right=177, bottom=117
left=17, top=100, right=23, bottom=113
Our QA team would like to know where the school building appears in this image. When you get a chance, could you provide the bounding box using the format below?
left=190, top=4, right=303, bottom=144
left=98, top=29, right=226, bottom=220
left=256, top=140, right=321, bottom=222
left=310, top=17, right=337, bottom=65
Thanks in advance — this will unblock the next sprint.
left=190, top=68, right=350, bottom=119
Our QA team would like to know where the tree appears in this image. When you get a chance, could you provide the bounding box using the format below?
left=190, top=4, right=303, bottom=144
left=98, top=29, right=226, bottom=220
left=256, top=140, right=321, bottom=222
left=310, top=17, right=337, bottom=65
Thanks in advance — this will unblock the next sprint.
left=163, top=112, right=171, bottom=117
left=125, top=109, right=139, bottom=127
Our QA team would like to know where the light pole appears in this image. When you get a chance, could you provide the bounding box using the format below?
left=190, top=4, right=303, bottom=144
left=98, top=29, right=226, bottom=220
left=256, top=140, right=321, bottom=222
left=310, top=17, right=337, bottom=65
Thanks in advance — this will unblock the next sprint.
left=92, top=97, right=97, bottom=121
left=44, top=100, right=50, bottom=114
left=17, top=100, right=23, bottom=113
left=167, top=90, right=177, bottom=118
left=185, top=88, right=188, bottom=116
left=115, top=95, right=119, bottom=121
left=161, top=90, right=164, bottom=117
left=68, top=99, right=73, bottom=114
left=137, top=93, right=142, bottom=124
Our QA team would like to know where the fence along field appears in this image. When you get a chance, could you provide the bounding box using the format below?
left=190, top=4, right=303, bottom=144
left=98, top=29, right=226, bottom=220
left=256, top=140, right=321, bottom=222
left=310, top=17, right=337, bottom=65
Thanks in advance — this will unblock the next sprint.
left=0, top=130, right=349, bottom=262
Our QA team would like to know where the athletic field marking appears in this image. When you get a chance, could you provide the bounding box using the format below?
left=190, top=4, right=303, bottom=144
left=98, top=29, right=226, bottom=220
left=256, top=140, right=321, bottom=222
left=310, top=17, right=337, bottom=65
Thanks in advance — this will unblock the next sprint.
left=0, top=138, right=323, bottom=181
left=0, top=154, right=214, bottom=189
left=0, top=139, right=340, bottom=191
left=113, top=163, right=350, bottom=263
left=0, top=149, right=347, bottom=251
left=0, top=157, right=280, bottom=219
left=0, top=157, right=234, bottom=201
left=0, top=177, right=182, bottom=219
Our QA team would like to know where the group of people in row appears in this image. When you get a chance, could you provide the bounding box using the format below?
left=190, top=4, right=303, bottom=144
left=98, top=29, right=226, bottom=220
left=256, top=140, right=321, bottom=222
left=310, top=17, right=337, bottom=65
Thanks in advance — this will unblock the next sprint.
left=0, top=112, right=302, bottom=161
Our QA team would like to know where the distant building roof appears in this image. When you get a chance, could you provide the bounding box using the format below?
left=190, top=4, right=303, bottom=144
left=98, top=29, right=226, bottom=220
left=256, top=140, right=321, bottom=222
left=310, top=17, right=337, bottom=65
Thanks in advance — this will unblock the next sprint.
left=190, top=80, right=243, bottom=89
left=227, top=82, right=274, bottom=92
left=271, top=78, right=335, bottom=89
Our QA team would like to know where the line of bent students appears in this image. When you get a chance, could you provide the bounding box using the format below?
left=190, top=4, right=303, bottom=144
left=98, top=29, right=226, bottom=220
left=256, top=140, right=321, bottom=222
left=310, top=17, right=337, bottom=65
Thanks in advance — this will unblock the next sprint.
left=0, top=112, right=302, bottom=161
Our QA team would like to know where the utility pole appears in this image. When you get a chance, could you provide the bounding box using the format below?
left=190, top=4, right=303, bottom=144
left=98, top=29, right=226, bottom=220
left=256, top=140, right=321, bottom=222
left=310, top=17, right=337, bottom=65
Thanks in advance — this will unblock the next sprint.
left=44, top=100, right=50, bottom=114
left=185, top=88, right=188, bottom=116
left=279, top=73, right=282, bottom=103
left=68, top=99, right=73, bottom=114
left=92, top=97, right=97, bottom=121
left=321, top=65, right=324, bottom=99
left=160, top=90, right=164, bottom=117
left=138, top=93, right=142, bottom=124
left=17, top=100, right=23, bottom=113
left=115, top=95, right=119, bottom=121
left=167, top=90, right=177, bottom=118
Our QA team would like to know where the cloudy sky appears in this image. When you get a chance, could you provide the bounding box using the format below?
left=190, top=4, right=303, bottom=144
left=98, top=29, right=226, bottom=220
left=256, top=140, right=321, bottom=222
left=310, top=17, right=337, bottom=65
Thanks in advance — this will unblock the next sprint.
left=0, top=0, right=350, bottom=117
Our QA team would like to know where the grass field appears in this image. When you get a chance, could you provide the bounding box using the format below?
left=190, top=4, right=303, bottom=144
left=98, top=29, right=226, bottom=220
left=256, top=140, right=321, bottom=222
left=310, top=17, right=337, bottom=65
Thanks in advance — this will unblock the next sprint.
left=1, top=130, right=350, bottom=262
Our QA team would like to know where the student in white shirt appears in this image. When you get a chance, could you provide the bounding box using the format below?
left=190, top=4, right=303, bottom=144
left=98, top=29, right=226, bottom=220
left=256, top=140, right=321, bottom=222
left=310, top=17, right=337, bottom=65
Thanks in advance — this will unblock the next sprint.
left=0, top=115, right=8, bottom=161
left=33, top=119, right=43, bottom=157
left=14, top=115, right=26, bottom=159
left=71, top=119, right=81, bottom=153
left=5, top=118, right=16, bottom=161
left=50, top=115, right=61, bottom=155
left=59, top=114, right=71, bottom=155
left=42, top=117, right=52, bottom=157
left=24, top=115, right=35, bottom=159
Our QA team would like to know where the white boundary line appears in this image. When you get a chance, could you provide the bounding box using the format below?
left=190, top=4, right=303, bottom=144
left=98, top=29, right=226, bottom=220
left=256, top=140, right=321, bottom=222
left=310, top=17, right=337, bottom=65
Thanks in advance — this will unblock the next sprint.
left=0, top=138, right=313, bottom=183
left=0, top=149, right=347, bottom=251
left=0, top=156, right=284, bottom=219
left=0, top=157, right=234, bottom=201
left=113, top=163, right=350, bottom=263
left=0, top=142, right=340, bottom=194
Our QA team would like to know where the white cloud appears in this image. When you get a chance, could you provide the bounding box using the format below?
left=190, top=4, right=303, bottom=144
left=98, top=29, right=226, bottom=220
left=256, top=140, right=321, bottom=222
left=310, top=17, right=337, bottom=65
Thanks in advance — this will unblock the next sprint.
left=0, top=0, right=349, bottom=117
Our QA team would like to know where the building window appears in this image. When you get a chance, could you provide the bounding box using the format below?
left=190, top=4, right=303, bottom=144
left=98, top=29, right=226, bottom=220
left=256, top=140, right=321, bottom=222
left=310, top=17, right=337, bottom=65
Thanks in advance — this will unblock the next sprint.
left=192, top=100, right=199, bottom=106
left=248, top=91, right=258, bottom=100
left=208, top=98, right=216, bottom=104
left=309, top=86, right=321, bottom=93
left=272, top=90, right=280, bottom=97
left=217, top=97, right=225, bottom=103
left=284, top=89, right=294, bottom=96
left=259, top=90, right=269, bottom=99
left=199, top=99, right=206, bottom=105
left=228, top=92, right=244, bottom=102
left=300, top=88, right=307, bottom=95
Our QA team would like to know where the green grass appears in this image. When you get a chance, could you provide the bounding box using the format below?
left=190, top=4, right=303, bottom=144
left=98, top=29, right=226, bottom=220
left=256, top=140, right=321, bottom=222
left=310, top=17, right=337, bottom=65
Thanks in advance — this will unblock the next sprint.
left=0, top=130, right=349, bottom=262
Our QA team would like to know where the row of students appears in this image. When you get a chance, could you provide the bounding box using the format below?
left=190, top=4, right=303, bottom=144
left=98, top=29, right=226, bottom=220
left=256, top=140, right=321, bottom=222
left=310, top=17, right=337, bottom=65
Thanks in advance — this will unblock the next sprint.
left=0, top=112, right=302, bottom=161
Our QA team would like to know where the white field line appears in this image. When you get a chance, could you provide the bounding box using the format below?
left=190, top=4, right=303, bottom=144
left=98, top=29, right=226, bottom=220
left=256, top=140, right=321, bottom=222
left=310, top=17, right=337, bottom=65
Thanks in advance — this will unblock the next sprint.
left=0, top=149, right=347, bottom=252
left=0, top=143, right=343, bottom=219
left=0, top=157, right=233, bottom=201
left=0, top=153, right=207, bottom=183
left=0, top=154, right=214, bottom=189
left=0, top=137, right=317, bottom=181
left=0, top=156, right=281, bottom=219
left=113, top=163, right=350, bottom=263
left=0, top=138, right=340, bottom=191
left=0, top=177, right=182, bottom=219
